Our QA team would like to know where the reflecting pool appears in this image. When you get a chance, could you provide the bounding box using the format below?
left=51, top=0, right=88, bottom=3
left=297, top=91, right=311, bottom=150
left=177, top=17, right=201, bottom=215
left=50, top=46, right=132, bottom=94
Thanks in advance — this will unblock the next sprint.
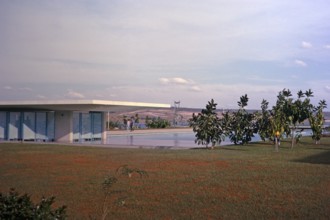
left=106, top=131, right=262, bottom=149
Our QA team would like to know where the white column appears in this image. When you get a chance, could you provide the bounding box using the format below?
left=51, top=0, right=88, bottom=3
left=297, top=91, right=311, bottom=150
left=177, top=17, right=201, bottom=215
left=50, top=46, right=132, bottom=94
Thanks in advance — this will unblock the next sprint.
left=102, top=112, right=107, bottom=144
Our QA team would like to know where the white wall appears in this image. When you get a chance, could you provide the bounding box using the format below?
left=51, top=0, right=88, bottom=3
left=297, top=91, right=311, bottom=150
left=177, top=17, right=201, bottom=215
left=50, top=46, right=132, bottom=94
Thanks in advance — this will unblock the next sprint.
left=54, top=111, right=73, bottom=143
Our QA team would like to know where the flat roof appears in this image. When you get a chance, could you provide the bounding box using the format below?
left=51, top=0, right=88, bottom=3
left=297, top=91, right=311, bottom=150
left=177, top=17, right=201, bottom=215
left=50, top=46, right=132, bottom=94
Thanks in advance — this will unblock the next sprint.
left=0, top=100, right=171, bottom=112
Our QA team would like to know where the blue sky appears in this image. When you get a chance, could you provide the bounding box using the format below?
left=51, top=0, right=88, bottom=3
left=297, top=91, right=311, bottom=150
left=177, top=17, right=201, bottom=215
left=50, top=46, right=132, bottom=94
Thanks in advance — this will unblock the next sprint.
left=1, top=0, right=329, bottom=109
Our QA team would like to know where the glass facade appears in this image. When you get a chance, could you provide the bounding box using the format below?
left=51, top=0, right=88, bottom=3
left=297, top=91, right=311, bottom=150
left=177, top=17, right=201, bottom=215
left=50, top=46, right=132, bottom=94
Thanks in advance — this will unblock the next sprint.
left=0, top=111, right=55, bottom=142
left=0, top=112, right=6, bottom=140
left=73, top=112, right=103, bottom=143
left=0, top=111, right=103, bottom=143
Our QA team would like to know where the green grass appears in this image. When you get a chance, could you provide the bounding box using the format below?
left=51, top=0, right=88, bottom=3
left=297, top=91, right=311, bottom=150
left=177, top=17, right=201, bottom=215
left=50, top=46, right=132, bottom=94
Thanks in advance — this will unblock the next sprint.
left=0, top=137, right=329, bottom=219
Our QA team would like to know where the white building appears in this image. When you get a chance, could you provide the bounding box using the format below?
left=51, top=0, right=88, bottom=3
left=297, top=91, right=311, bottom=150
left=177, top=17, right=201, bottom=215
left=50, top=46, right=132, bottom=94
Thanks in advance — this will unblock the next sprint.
left=0, top=100, right=170, bottom=144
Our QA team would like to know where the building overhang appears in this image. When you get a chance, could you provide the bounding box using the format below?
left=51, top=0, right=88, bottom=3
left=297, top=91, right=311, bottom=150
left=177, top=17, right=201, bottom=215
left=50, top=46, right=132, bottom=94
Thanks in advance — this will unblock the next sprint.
left=0, top=100, right=171, bottom=112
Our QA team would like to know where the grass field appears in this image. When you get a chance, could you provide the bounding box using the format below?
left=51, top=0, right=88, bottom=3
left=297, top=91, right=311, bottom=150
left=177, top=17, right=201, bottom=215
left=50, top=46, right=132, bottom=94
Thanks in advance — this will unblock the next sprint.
left=0, top=137, right=329, bottom=219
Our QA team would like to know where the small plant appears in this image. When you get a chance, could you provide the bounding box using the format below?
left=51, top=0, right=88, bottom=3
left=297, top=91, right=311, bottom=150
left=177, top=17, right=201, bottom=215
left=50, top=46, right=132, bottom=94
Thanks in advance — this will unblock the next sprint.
left=116, top=165, right=149, bottom=178
left=98, top=166, right=148, bottom=219
left=102, top=175, right=118, bottom=191
left=0, top=188, right=67, bottom=220
left=100, top=175, right=118, bottom=220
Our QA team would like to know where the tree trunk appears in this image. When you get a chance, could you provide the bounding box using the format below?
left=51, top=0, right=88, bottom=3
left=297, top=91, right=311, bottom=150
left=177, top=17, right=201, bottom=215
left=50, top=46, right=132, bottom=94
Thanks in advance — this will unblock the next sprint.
left=275, top=136, right=279, bottom=152
left=291, top=128, right=295, bottom=149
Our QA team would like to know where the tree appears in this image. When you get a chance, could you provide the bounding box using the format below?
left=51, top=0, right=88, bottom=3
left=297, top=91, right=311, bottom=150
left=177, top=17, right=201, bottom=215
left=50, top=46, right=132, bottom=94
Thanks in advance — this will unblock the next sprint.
left=270, top=89, right=292, bottom=152
left=255, top=99, right=273, bottom=141
left=224, top=95, right=256, bottom=145
left=287, top=90, right=314, bottom=148
left=189, top=99, right=224, bottom=149
left=309, top=100, right=327, bottom=144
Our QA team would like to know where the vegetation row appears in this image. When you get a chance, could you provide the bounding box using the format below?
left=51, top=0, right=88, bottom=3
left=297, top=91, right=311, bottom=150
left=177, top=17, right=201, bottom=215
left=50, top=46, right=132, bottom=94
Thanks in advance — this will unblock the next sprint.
left=189, top=88, right=327, bottom=151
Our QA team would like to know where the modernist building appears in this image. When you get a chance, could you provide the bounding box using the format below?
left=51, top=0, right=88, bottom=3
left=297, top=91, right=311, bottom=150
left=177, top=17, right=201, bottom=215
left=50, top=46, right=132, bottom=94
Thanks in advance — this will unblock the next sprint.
left=0, top=100, right=170, bottom=144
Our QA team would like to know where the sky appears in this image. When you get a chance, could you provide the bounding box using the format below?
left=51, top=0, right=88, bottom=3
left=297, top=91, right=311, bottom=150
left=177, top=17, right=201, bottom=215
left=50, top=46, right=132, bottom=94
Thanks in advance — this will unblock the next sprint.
left=1, top=0, right=330, bottom=109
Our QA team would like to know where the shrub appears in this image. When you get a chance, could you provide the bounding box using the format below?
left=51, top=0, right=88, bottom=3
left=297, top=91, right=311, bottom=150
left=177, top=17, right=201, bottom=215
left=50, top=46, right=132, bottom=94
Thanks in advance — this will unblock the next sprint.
left=0, top=188, right=67, bottom=220
left=145, top=117, right=170, bottom=128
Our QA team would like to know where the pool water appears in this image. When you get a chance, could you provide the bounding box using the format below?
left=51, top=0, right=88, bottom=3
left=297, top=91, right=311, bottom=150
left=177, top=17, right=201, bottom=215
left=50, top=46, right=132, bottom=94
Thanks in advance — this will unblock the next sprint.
left=106, top=132, right=262, bottom=149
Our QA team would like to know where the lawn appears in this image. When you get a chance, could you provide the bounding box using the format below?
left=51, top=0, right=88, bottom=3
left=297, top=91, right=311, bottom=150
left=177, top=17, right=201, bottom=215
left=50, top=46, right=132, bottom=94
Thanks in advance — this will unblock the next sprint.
left=0, top=137, right=329, bottom=219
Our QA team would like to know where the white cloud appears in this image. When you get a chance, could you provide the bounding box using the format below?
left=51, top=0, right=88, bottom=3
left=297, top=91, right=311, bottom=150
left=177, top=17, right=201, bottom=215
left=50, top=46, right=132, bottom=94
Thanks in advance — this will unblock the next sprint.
left=294, top=59, right=307, bottom=67
left=301, top=41, right=312, bottom=49
left=159, top=78, right=170, bottom=85
left=65, top=90, right=85, bottom=99
left=190, top=86, right=202, bottom=92
left=324, top=45, right=330, bottom=49
left=159, top=77, right=192, bottom=85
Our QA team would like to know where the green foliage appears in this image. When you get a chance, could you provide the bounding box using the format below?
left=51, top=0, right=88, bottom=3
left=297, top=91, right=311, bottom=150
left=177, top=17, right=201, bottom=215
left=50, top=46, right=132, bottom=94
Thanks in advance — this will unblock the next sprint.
left=309, top=100, right=327, bottom=144
left=257, top=88, right=326, bottom=150
left=255, top=99, right=272, bottom=141
left=285, top=90, right=314, bottom=148
left=107, top=120, right=121, bottom=130
left=189, top=99, right=224, bottom=148
left=223, top=95, right=257, bottom=145
left=0, top=188, right=67, bottom=220
left=145, top=116, right=170, bottom=128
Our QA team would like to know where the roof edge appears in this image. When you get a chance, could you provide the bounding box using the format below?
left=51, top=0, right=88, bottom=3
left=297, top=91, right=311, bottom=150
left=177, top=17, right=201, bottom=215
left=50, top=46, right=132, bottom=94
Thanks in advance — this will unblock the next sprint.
left=0, top=99, right=171, bottom=108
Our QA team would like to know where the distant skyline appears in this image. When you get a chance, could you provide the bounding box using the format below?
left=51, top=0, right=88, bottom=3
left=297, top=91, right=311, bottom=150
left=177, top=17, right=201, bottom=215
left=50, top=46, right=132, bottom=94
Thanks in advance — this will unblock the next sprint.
left=1, top=0, right=329, bottom=109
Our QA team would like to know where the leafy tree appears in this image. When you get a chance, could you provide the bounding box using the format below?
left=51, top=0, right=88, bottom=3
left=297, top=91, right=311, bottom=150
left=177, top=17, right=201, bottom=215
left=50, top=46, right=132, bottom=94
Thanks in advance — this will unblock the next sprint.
left=0, top=188, right=67, bottom=220
left=309, top=100, right=327, bottom=144
left=224, top=95, right=256, bottom=145
left=255, top=99, right=272, bottom=141
left=189, top=99, right=224, bottom=149
left=270, top=89, right=292, bottom=151
left=287, top=90, right=314, bottom=148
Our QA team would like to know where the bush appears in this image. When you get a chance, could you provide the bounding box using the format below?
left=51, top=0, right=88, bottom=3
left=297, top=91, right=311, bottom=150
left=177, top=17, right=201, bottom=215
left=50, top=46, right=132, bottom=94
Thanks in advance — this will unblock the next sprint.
left=145, top=117, right=170, bottom=128
left=0, top=188, right=67, bottom=220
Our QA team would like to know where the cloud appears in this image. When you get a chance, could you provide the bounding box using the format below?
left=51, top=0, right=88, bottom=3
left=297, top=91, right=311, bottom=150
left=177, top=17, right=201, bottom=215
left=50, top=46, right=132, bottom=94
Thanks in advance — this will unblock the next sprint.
left=324, top=45, right=330, bottom=49
left=159, top=77, right=192, bottom=85
left=65, top=90, right=85, bottom=99
left=325, top=86, right=330, bottom=93
left=36, top=94, right=46, bottom=99
left=190, top=86, right=202, bottom=92
left=3, top=86, right=13, bottom=90
left=294, top=59, right=307, bottom=67
left=301, top=41, right=312, bottom=49
left=19, top=87, right=32, bottom=92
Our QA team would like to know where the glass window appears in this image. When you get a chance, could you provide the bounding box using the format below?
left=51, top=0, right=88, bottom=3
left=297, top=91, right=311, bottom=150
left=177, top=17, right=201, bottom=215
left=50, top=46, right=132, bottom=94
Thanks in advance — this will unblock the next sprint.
left=0, top=112, right=6, bottom=140
left=92, top=112, right=102, bottom=141
left=46, top=112, right=55, bottom=142
left=9, top=112, right=21, bottom=140
left=81, top=113, right=91, bottom=142
left=36, top=112, right=47, bottom=141
left=23, top=112, right=35, bottom=141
